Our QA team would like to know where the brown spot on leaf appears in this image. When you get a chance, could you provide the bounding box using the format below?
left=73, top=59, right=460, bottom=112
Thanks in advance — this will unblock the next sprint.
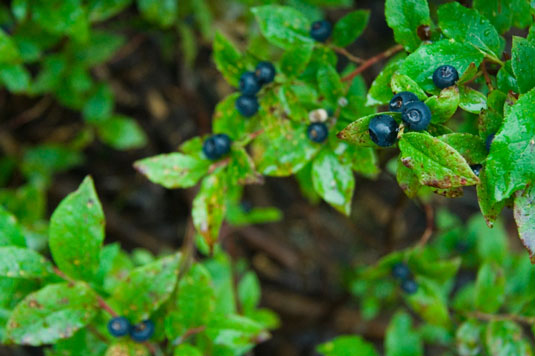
left=417, top=25, right=431, bottom=41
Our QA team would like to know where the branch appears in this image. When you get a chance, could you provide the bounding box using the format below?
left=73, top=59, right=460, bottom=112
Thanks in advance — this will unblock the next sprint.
left=481, top=61, right=494, bottom=91
left=342, top=44, right=404, bottom=82
left=332, top=46, right=365, bottom=64
left=416, top=203, right=434, bottom=248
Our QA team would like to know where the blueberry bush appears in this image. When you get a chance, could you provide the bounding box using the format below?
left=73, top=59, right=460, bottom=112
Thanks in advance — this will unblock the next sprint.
left=1, top=0, right=535, bottom=355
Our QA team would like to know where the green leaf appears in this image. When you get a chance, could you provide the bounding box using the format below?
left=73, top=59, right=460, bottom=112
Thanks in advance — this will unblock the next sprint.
left=280, top=42, right=314, bottom=77
left=0, top=206, right=26, bottom=247
left=486, top=87, right=535, bottom=203
left=227, top=148, right=261, bottom=185
left=468, top=215, right=507, bottom=264
left=0, top=64, right=30, bottom=93
left=459, top=86, right=487, bottom=114
left=396, top=156, right=421, bottom=198
left=137, top=0, right=177, bottom=28
left=96, top=116, right=147, bottom=150
left=385, top=0, right=431, bottom=52
left=390, top=73, right=427, bottom=100
left=385, top=311, right=423, bottom=356
left=0, top=247, right=52, bottom=279
left=425, top=86, right=460, bottom=123
left=105, top=341, right=149, bottom=356
left=49, top=176, right=104, bottom=281
left=399, top=40, right=484, bottom=92
left=6, top=282, right=97, bottom=346
left=367, top=53, right=406, bottom=106
left=512, top=36, right=535, bottom=94
left=192, top=171, right=228, bottom=246
left=486, top=321, right=534, bottom=356
left=398, top=132, right=479, bottom=189
left=67, top=30, right=125, bottom=67
left=406, top=278, right=450, bottom=327
left=473, top=0, right=531, bottom=34
left=332, top=10, right=370, bottom=47
left=174, top=344, right=202, bottom=356
left=82, top=83, right=114, bottom=123
left=238, top=271, right=261, bottom=314
left=32, top=0, right=89, bottom=41
left=88, top=0, right=132, bottom=22
left=135, top=153, right=209, bottom=189
left=477, top=167, right=506, bottom=228
left=474, top=262, right=505, bottom=313
left=252, top=5, right=313, bottom=50
left=312, top=149, right=354, bottom=215
left=437, top=2, right=504, bottom=60
left=345, top=146, right=379, bottom=178
left=317, top=64, right=344, bottom=104
left=110, top=253, right=181, bottom=323
left=514, top=185, right=535, bottom=263
left=317, top=335, right=379, bottom=356
left=337, top=113, right=399, bottom=148
left=497, top=60, right=519, bottom=93
left=213, top=32, right=249, bottom=88
left=0, top=29, right=20, bottom=64
left=456, top=320, right=484, bottom=356
left=205, top=314, right=267, bottom=353
left=438, top=133, right=487, bottom=165
left=21, top=144, right=83, bottom=185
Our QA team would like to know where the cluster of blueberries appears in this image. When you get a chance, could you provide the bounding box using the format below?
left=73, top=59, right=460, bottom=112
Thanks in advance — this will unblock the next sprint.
left=107, top=317, right=155, bottom=342
left=368, top=65, right=460, bottom=147
left=391, top=262, right=419, bottom=295
left=235, top=62, right=276, bottom=118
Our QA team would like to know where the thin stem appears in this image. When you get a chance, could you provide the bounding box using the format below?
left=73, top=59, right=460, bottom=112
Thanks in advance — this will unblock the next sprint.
left=467, top=311, right=535, bottom=325
left=416, top=203, right=434, bottom=248
left=342, top=44, right=405, bottom=82
left=481, top=61, right=494, bottom=91
left=172, top=326, right=207, bottom=345
left=331, top=46, right=365, bottom=64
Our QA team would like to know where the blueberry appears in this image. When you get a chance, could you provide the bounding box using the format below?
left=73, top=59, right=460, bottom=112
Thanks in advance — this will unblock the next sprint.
left=433, top=65, right=459, bottom=89
left=307, top=122, right=329, bottom=143
left=402, top=101, right=432, bottom=131
left=130, top=320, right=155, bottom=342
left=310, top=20, right=332, bottom=42
left=255, top=62, right=276, bottom=85
left=239, top=71, right=261, bottom=96
left=391, top=262, right=411, bottom=280
left=368, top=115, right=399, bottom=147
left=202, top=134, right=232, bottom=160
left=485, top=133, right=495, bottom=152
left=107, top=316, right=130, bottom=337
left=471, top=164, right=483, bottom=177
left=389, top=92, right=419, bottom=113
left=401, top=278, right=419, bottom=295
left=236, top=95, right=259, bottom=117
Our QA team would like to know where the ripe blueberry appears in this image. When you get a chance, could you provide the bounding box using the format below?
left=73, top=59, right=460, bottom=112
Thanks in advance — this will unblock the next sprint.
left=255, top=62, right=276, bottom=85
left=402, top=101, right=432, bottom=131
left=202, top=134, right=232, bottom=160
left=485, top=133, right=495, bottom=152
left=310, top=20, right=332, bottom=42
left=107, top=316, right=130, bottom=337
left=471, top=164, right=483, bottom=177
left=433, top=65, right=459, bottom=89
left=307, top=122, right=329, bottom=143
left=401, top=278, right=419, bottom=295
left=391, top=262, right=411, bottom=280
left=369, top=115, right=399, bottom=147
left=239, top=71, right=261, bottom=96
left=389, top=92, right=419, bottom=113
left=130, top=320, right=155, bottom=342
left=235, top=95, right=259, bottom=117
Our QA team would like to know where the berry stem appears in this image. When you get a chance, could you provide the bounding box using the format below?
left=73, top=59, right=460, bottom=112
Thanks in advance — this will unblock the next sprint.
left=208, top=157, right=231, bottom=174
left=331, top=46, right=365, bottom=64
left=342, top=44, right=404, bottom=82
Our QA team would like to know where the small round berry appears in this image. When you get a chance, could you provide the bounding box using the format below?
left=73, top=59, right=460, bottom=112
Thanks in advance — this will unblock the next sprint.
left=391, top=262, right=411, bottom=280
left=255, top=62, right=276, bottom=85
left=236, top=95, right=259, bottom=117
left=471, top=164, right=483, bottom=177
left=130, top=320, right=155, bottom=342
left=307, top=122, right=329, bottom=143
left=239, top=71, right=261, bottom=96
left=310, top=20, right=332, bottom=42
left=433, top=65, right=459, bottom=89
left=485, top=133, right=495, bottom=152
left=401, top=278, right=419, bottom=295
left=402, top=101, right=432, bottom=131
left=212, top=133, right=232, bottom=157
left=107, top=316, right=130, bottom=337
left=389, top=92, right=419, bottom=113
left=368, top=115, right=399, bottom=147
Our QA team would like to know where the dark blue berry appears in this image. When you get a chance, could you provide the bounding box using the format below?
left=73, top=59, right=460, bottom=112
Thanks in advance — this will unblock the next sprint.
left=239, top=71, right=261, bottom=96
left=202, top=134, right=232, bottom=160
left=471, top=164, right=483, bottom=177
left=236, top=95, right=259, bottom=117
left=107, top=316, right=130, bottom=337
left=486, top=133, right=495, bottom=152
left=130, top=320, right=155, bottom=342
left=310, top=20, right=332, bottom=42
left=402, top=101, right=432, bottom=131
left=369, top=115, right=399, bottom=147
left=255, top=62, right=276, bottom=85
left=391, top=262, right=411, bottom=280
left=433, top=65, right=459, bottom=89
left=307, top=122, right=329, bottom=143
left=401, top=278, right=419, bottom=294
left=389, top=92, right=419, bottom=113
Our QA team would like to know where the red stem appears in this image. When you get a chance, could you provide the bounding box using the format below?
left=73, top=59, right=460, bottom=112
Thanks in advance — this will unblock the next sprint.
left=342, top=44, right=404, bottom=82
